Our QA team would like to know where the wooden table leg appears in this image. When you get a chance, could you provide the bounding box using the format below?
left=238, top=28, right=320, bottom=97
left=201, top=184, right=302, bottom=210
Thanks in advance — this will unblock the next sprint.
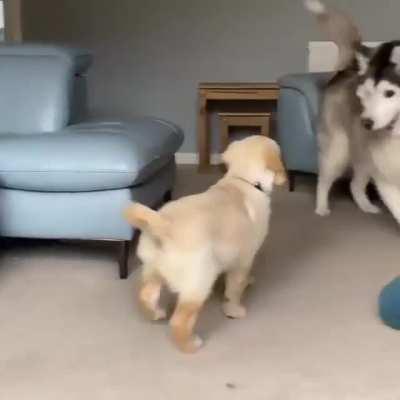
left=260, top=116, right=270, bottom=137
left=219, top=117, right=230, bottom=172
left=197, top=91, right=209, bottom=172
left=220, top=118, right=230, bottom=153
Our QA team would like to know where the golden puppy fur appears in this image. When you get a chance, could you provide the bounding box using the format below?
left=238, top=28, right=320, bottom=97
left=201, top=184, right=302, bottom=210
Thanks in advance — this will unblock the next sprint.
left=124, top=136, right=286, bottom=353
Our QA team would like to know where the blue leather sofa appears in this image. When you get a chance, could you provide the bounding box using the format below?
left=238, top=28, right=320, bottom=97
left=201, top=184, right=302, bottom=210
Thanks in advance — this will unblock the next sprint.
left=0, top=44, right=183, bottom=278
left=277, top=73, right=332, bottom=190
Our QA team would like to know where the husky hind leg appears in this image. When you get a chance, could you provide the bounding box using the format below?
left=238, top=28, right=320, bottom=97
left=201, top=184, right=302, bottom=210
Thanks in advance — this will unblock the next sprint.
left=316, top=131, right=350, bottom=216
left=375, top=180, right=400, bottom=225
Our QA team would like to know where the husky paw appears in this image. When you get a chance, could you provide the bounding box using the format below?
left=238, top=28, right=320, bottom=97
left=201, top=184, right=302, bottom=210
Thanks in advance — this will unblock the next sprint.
left=359, top=203, right=381, bottom=214
left=315, top=207, right=331, bottom=217
left=223, top=302, right=247, bottom=319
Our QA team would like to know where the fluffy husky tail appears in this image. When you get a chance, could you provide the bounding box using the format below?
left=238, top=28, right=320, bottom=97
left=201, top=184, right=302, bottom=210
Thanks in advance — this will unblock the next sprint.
left=124, top=203, right=170, bottom=242
left=305, top=0, right=362, bottom=71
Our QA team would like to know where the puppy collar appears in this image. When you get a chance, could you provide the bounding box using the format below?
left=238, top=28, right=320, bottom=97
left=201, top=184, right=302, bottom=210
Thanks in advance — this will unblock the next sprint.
left=254, top=182, right=264, bottom=192
left=233, top=177, right=266, bottom=194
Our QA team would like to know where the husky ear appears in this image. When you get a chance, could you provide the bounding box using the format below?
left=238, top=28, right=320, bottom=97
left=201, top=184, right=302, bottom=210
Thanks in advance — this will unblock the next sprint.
left=390, top=46, right=400, bottom=72
left=355, top=45, right=374, bottom=75
left=356, top=52, right=369, bottom=75
left=355, top=51, right=369, bottom=75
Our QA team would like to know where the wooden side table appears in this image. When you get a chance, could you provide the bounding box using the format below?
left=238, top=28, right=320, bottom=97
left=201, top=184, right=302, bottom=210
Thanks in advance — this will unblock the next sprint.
left=219, top=112, right=271, bottom=152
left=197, top=82, right=279, bottom=172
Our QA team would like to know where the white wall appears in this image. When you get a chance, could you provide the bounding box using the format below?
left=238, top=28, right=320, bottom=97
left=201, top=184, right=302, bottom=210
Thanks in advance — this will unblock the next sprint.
left=308, top=41, right=382, bottom=72
left=0, top=1, right=4, bottom=29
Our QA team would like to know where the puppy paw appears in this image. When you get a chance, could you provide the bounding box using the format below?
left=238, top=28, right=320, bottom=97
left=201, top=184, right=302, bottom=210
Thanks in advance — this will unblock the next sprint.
left=152, top=308, right=167, bottom=321
left=223, top=302, right=247, bottom=319
left=359, top=203, right=381, bottom=214
left=315, top=207, right=331, bottom=217
left=177, top=335, right=203, bottom=354
left=142, top=307, right=167, bottom=321
left=246, top=275, right=255, bottom=287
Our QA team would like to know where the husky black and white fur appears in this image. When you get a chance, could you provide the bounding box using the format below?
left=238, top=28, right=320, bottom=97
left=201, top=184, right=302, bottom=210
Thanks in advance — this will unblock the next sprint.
left=306, top=0, right=400, bottom=224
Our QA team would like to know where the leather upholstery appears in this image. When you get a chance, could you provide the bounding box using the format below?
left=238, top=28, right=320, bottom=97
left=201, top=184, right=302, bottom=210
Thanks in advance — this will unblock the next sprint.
left=279, top=73, right=331, bottom=120
left=0, top=120, right=183, bottom=192
left=0, top=161, right=175, bottom=240
left=0, top=43, right=182, bottom=242
left=0, top=43, right=93, bottom=74
left=0, top=45, right=92, bottom=134
left=277, top=73, right=331, bottom=174
left=0, top=55, right=74, bottom=134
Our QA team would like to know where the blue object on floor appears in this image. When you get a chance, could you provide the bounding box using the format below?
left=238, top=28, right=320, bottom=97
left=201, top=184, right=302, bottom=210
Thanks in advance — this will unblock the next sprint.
left=379, top=277, right=400, bottom=330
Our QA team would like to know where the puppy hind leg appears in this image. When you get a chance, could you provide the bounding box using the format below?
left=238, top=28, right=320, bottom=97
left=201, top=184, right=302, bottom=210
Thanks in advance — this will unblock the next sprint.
left=169, top=274, right=216, bottom=353
left=170, top=300, right=204, bottom=354
left=350, top=166, right=380, bottom=214
left=139, top=265, right=166, bottom=321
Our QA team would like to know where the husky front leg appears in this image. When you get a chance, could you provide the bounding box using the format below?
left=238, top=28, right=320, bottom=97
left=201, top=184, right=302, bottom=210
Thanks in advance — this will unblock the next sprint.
left=351, top=164, right=381, bottom=214
left=375, top=180, right=400, bottom=225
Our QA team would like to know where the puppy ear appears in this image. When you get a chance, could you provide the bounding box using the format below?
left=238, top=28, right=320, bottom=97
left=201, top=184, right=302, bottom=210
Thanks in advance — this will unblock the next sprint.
left=264, top=142, right=287, bottom=186
left=390, top=46, right=400, bottom=72
left=355, top=45, right=373, bottom=75
left=222, top=141, right=237, bottom=168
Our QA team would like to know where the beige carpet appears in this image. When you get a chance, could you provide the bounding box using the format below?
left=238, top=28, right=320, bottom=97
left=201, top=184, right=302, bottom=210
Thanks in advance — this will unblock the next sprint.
left=1, top=166, right=399, bottom=400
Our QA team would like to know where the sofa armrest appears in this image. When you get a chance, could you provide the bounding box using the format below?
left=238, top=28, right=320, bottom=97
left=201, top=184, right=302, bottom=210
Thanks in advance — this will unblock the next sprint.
left=276, top=73, right=332, bottom=174
left=278, top=73, right=332, bottom=120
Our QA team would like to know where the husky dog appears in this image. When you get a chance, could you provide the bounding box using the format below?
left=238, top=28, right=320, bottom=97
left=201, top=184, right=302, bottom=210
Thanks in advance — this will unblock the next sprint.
left=306, top=0, right=400, bottom=223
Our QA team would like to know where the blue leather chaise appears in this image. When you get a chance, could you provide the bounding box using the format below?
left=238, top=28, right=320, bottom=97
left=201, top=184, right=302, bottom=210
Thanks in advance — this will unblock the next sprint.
left=0, top=44, right=183, bottom=278
left=277, top=73, right=332, bottom=190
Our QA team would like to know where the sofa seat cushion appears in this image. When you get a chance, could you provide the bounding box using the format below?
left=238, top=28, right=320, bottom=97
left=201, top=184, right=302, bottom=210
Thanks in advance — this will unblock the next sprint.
left=0, top=119, right=183, bottom=192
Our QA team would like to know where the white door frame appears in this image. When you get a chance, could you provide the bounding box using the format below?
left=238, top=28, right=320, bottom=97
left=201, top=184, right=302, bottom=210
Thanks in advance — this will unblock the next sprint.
left=4, top=0, right=22, bottom=41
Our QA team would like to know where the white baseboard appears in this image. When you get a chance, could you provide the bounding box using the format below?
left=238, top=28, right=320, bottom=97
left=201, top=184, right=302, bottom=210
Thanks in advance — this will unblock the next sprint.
left=176, top=153, right=221, bottom=165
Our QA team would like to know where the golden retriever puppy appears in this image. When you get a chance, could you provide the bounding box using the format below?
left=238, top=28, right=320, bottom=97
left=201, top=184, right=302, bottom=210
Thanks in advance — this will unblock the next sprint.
left=124, top=136, right=286, bottom=353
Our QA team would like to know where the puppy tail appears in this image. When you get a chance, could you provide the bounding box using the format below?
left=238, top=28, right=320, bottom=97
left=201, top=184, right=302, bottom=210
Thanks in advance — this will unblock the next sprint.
left=304, top=0, right=362, bottom=71
left=124, top=203, right=170, bottom=242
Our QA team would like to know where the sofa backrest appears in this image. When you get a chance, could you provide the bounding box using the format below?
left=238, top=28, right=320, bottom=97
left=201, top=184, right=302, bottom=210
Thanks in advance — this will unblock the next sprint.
left=0, top=44, right=92, bottom=134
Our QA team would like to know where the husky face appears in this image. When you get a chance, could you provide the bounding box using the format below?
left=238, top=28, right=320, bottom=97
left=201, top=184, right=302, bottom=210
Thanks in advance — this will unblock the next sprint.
left=355, top=42, right=400, bottom=133
left=357, top=78, right=400, bottom=131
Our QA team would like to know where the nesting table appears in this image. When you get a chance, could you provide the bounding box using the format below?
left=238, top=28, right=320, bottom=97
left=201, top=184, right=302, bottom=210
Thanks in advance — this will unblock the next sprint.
left=197, top=82, right=280, bottom=171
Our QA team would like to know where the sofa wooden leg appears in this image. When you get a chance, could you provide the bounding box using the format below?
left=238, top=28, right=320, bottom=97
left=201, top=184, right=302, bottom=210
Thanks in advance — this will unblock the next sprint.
left=119, top=240, right=130, bottom=279
left=288, top=171, right=296, bottom=192
left=163, top=190, right=172, bottom=203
